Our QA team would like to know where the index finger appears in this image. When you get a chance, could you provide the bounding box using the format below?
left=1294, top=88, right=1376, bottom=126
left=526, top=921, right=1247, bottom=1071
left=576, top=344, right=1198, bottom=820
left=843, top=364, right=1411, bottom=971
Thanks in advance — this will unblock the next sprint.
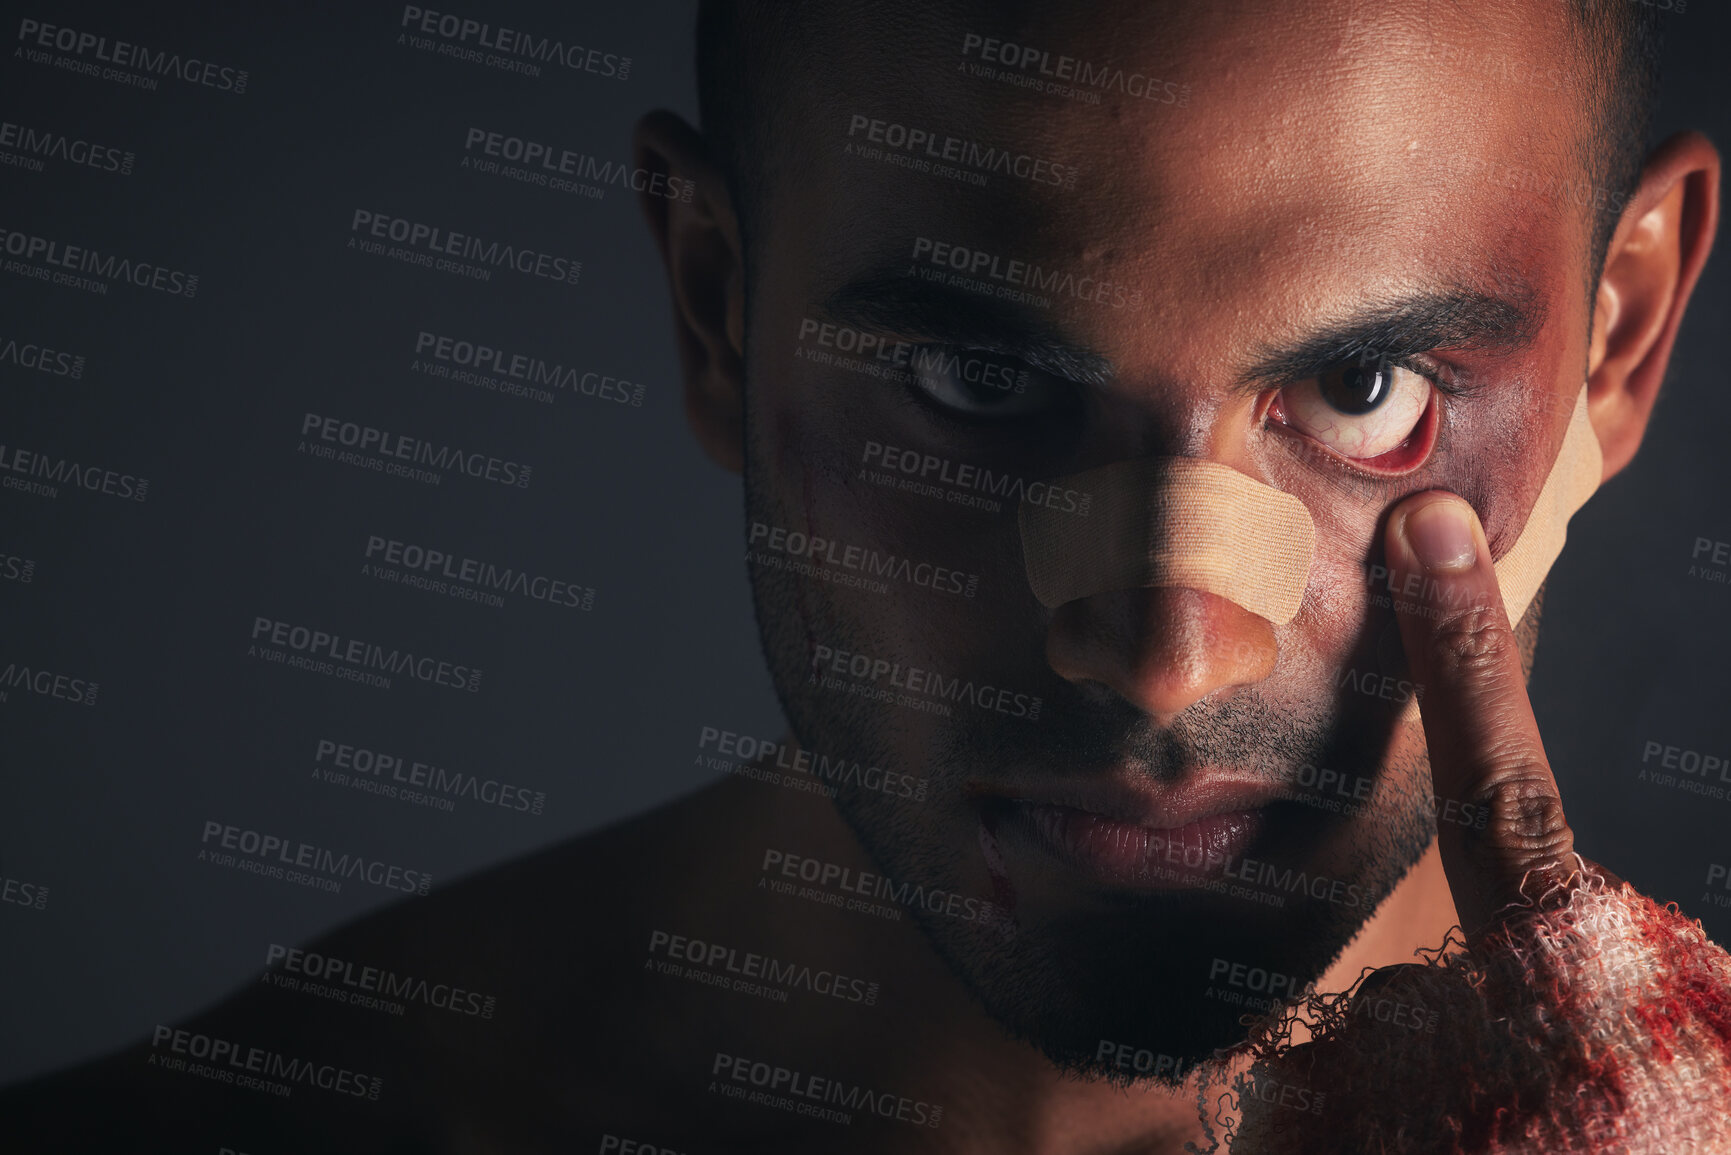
left=1384, top=489, right=1576, bottom=934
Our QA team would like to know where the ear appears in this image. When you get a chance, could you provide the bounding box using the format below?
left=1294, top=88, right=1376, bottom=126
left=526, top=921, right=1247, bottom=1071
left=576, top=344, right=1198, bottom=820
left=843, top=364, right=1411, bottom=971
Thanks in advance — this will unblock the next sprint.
left=1586, top=130, right=1721, bottom=482
left=633, top=109, right=748, bottom=474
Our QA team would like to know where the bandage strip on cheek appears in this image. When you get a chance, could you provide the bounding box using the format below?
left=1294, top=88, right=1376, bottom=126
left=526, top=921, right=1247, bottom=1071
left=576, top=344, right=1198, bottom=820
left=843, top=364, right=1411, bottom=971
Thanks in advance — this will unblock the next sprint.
left=1017, top=386, right=1602, bottom=630
left=1490, top=386, right=1603, bottom=627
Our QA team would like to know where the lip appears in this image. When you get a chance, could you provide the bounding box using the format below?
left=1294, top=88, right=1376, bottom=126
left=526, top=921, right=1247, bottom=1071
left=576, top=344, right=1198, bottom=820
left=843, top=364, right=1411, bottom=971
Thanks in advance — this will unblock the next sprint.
left=975, top=775, right=1287, bottom=892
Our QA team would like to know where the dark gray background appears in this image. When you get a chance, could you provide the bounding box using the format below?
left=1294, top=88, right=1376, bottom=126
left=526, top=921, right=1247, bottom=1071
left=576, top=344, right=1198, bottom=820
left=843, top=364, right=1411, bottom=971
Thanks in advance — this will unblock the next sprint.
left=1, top=0, right=1725, bottom=1086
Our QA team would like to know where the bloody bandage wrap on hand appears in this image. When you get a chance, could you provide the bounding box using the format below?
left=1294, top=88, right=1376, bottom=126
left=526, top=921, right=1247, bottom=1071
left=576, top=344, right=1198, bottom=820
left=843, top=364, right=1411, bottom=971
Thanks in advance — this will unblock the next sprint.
left=1018, top=387, right=1604, bottom=629
left=1225, top=862, right=1731, bottom=1154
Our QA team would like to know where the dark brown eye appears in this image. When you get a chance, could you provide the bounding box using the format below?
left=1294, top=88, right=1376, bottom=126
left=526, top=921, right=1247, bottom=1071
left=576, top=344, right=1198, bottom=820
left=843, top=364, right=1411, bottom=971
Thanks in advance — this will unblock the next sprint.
left=1318, top=358, right=1393, bottom=415
left=907, top=346, right=1070, bottom=420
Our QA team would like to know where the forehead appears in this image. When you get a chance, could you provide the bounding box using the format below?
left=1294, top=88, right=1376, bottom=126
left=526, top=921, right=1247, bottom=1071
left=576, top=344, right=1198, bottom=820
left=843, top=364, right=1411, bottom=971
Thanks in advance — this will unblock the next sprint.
left=759, top=0, right=1591, bottom=365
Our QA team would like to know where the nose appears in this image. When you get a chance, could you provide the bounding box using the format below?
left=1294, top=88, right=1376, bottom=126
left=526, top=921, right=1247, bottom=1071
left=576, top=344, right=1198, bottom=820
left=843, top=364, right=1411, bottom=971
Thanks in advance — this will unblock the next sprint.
left=1044, top=585, right=1278, bottom=726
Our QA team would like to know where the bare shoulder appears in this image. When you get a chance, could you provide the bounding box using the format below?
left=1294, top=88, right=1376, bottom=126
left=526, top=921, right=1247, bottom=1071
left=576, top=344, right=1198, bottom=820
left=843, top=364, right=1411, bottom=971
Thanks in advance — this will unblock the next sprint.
left=0, top=783, right=752, bottom=1154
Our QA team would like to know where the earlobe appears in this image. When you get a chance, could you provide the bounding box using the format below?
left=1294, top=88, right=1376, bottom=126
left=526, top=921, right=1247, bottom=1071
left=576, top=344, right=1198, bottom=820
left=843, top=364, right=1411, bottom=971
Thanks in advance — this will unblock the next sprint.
left=633, top=109, right=749, bottom=474
left=1586, top=131, right=1721, bottom=482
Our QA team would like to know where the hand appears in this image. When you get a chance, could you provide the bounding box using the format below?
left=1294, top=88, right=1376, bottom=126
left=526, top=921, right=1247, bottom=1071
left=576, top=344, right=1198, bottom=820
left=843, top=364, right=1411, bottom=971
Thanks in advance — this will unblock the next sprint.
left=1383, top=490, right=1579, bottom=935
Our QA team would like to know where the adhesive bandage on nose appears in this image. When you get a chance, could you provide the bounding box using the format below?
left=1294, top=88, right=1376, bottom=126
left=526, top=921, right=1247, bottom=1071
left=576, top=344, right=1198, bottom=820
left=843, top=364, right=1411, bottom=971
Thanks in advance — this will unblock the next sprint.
left=1017, top=387, right=1603, bottom=628
left=1018, top=457, right=1317, bottom=624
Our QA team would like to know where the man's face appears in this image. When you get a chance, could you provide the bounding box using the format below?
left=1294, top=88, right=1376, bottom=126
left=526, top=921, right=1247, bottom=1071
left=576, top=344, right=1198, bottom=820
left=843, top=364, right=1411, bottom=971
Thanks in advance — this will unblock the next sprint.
left=735, top=0, right=1597, bottom=1077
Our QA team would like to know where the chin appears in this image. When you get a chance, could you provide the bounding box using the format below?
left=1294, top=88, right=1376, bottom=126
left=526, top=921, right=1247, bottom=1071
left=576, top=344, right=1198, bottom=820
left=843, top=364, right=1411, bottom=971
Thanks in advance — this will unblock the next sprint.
left=906, top=887, right=1370, bottom=1085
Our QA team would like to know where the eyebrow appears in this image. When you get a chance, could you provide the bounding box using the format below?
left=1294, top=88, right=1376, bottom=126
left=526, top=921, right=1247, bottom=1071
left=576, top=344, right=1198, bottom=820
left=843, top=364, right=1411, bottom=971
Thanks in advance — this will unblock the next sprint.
left=821, top=269, right=1544, bottom=394
left=820, top=270, right=1116, bottom=387
left=1239, top=285, right=1546, bottom=387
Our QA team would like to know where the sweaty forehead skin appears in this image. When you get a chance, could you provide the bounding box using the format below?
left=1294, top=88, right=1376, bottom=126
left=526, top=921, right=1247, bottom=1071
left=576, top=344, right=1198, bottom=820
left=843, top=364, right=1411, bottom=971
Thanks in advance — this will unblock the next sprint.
left=711, top=0, right=1614, bottom=248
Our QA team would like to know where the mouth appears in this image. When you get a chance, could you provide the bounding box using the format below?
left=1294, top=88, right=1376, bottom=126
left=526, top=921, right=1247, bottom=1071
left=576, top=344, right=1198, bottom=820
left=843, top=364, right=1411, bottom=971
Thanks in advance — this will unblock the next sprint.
left=976, top=776, right=1288, bottom=892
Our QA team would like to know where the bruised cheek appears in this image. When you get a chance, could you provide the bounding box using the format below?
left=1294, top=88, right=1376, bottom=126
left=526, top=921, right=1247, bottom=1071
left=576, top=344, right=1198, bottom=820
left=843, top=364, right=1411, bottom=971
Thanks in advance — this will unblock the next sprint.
left=1445, top=381, right=1572, bottom=564
left=1298, top=513, right=1385, bottom=685
left=1255, top=447, right=1404, bottom=712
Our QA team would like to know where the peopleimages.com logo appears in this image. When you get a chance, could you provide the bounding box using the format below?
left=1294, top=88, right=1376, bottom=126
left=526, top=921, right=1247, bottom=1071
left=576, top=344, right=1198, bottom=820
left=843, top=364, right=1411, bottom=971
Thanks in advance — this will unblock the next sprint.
left=248, top=616, right=483, bottom=694
left=398, top=6, right=631, bottom=80
left=15, top=18, right=250, bottom=93
left=199, top=820, right=433, bottom=896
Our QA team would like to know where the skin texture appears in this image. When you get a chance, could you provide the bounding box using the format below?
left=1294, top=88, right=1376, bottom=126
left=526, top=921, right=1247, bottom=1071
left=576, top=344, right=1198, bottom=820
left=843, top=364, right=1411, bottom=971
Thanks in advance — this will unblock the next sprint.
left=0, top=3, right=1715, bottom=1154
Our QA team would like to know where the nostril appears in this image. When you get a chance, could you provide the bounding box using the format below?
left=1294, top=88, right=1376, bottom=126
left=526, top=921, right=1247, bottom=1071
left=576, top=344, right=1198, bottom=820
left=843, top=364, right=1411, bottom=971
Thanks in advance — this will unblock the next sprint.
left=1044, top=586, right=1279, bottom=722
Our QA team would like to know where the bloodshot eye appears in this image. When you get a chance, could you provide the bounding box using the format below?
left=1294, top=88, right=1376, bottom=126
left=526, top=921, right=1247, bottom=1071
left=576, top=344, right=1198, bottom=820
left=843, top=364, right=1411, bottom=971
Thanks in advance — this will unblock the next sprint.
left=1273, top=354, right=1434, bottom=465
